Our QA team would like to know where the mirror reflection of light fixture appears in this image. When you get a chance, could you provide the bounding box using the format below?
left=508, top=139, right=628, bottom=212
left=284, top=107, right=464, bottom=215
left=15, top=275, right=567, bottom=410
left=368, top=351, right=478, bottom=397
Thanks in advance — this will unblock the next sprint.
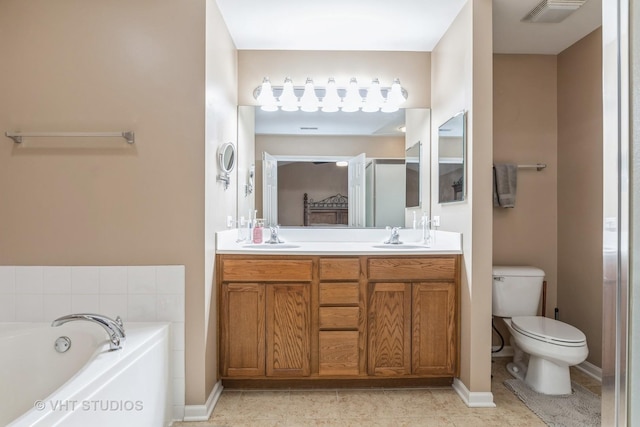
left=336, top=160, right=349, bottom=167
left=253, top=77, right=407, bottom=113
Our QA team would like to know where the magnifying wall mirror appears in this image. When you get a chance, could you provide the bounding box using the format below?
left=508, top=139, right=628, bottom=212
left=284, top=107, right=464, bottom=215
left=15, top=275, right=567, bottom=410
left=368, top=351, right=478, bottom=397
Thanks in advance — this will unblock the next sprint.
left=438, top=111, right=466, bottom=203
left=217, top=142, right=236, bottom=190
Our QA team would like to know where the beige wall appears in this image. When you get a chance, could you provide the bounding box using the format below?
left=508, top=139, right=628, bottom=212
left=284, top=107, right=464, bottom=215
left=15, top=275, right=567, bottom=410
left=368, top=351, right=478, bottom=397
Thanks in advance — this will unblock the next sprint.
left=557, top=28, right=603, bottom=368
left=278, top=163, right=348, bottom=226
left=431, top=0, right=494, bottom=393
left=238, top=51, right=430, bottom=108
left=492, top=54, right=559, bottom=345
left=0, top=0, right=238, bottom=406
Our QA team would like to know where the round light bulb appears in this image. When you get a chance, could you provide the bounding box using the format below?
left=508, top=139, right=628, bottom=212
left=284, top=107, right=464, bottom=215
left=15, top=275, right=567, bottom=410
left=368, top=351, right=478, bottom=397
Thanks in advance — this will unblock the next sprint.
left=280, top=77, right=299, bottom=112
left=342, top=78, right=361, bottom=113
left=300, top=78, right=318, bottom=112
left=321, top=78, right=341, bottom=112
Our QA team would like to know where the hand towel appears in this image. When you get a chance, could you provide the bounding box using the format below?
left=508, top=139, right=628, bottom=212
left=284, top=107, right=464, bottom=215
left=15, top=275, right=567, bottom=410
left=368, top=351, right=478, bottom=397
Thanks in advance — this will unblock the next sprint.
left=493, top=163, right=518, bottom=208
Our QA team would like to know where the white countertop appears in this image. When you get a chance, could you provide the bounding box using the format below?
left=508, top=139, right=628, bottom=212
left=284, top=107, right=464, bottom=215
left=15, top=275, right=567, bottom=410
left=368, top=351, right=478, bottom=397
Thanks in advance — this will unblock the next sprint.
left=216, top=227, right=462, bottom=255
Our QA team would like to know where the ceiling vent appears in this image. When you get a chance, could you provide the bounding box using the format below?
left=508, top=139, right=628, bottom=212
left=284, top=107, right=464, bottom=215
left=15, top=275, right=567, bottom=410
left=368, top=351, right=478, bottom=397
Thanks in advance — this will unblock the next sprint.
left=521, top=0, right=587, bottom=23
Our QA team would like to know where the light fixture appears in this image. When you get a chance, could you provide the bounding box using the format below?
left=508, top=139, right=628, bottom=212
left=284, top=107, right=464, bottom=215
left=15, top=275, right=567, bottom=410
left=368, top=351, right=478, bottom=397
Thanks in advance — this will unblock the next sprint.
left=256, top=78, right=278, bottom=112
left=342, top=78, right=362, bottom=113
left=253, top=77, right=408, bottom=113
left=322, top=78, right=341, bottom=112
left=279, top=77, right=298, bottom=112
left=382, top=78, right=406, bottom=113
left=336, top=161, right=349, bottom=167
left=300, top=78, right=318, bottom=112
left=362, top=78, right=384, bottom=113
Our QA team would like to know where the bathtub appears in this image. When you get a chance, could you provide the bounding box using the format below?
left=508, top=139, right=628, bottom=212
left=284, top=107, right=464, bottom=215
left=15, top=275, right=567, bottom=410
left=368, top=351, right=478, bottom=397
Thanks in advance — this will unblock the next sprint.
left=0, top=321, right=171, bottom=426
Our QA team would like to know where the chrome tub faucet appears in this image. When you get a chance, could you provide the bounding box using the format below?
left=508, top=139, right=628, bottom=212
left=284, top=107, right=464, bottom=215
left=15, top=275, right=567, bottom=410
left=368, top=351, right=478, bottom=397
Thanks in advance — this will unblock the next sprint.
left=52, top=313, right=126, bottom=351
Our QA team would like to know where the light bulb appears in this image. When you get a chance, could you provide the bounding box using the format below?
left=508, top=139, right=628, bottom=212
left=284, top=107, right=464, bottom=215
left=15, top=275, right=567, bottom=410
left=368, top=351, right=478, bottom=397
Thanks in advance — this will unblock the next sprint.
left=342, top=78, right=361, bottom=113
left=256, top=77, right=278, bottom=112
left=300, top=78, right=318, bottom=112
left=382, top=78, right=406, bottom=113
left=362, top=78, right=384, bottom=112
left=321, top=78, right=340, bottom=112
left=280, top=77, right=298, bottom=112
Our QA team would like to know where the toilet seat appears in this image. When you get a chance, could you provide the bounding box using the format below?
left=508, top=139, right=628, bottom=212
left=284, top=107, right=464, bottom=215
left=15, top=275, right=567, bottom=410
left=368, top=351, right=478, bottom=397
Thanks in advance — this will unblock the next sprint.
left=511, top=316, right=586, bottom=347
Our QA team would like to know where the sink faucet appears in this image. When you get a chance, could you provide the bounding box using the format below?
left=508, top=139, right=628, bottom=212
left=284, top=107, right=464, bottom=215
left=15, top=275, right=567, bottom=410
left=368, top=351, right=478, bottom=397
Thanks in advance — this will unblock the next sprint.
left=384, top=226, right=402, bottom=244
left=265, top=226, right=284, bottom=244
left=52, top=313, right=126, bottom=351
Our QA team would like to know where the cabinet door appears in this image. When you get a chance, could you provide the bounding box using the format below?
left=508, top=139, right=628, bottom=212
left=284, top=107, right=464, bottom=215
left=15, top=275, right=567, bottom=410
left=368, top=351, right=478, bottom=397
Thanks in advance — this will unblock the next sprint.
left=221, top=283, right=265, bottom=377
left=412, top=282, right=457, bottom=375
left=367, top=282, right=411, bottom=376
left=266, top=283, right=311, bottom=377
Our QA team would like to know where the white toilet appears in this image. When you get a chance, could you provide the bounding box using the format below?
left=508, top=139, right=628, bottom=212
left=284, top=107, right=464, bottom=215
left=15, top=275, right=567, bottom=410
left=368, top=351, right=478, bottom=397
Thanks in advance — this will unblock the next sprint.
left=492, top=266, right=588, bottom=395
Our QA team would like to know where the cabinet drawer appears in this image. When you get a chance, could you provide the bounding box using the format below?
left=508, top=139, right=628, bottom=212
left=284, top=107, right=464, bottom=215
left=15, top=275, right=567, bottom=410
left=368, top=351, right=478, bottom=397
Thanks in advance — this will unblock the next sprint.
left=368, top=257, right=457, bottom=281
left=222, top=259, right=313, bottom=282
left=319, top=307, right=359, bottom=329
left=319, top=331, right=359, bottom=376
left=319, top=258, right=360, bottom=280
left=319, top=283, right=359, bottom=305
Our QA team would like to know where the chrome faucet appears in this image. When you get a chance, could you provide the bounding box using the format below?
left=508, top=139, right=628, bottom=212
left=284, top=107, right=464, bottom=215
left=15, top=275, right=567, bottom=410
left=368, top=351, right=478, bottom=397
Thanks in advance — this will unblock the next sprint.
left=52, top=313, right=126, bottom=351
left=265, top=226, right=283, bottom=244
left=384, top=226, right=402, bottom=244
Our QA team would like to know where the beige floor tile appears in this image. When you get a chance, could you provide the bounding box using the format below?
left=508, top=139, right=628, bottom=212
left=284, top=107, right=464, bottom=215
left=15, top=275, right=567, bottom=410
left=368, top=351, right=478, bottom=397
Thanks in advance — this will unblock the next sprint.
left=173, top=356, right=600, bottom=427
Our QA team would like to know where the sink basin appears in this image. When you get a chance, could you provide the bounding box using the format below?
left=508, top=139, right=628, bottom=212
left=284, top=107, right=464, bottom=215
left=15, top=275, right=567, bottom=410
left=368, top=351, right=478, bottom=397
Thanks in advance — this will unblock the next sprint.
left=242, top=244, right=301, bottom=249
left=370, top=244, right=428, bottom=250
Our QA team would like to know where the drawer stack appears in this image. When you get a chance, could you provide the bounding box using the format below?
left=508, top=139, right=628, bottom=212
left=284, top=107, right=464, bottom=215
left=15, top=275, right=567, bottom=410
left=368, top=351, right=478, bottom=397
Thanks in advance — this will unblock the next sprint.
left=317, top=258, right=361, bottom=376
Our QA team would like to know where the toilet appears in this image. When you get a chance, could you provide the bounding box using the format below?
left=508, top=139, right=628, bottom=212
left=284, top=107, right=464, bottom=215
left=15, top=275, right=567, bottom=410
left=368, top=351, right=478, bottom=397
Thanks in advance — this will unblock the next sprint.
left=492, top=266, right=588, bottom=395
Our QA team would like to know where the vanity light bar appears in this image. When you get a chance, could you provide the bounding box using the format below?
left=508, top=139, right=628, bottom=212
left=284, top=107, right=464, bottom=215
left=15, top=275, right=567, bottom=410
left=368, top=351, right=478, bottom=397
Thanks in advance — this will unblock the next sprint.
left=253, top=77, right=408, bottom=113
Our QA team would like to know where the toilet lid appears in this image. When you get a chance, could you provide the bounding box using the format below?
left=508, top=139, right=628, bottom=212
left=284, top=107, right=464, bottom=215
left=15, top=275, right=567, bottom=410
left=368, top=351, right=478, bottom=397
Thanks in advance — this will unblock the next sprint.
left=511, top=316, right=586, bottom=347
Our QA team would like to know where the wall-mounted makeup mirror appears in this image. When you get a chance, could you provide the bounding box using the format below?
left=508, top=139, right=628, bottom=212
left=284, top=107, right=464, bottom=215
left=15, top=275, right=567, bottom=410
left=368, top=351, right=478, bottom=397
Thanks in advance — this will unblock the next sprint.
left=217, top=142, right=236, bottom=190
left=405, top=141, right=421, bottom=208
left=438, top=111, right=466, bottom=203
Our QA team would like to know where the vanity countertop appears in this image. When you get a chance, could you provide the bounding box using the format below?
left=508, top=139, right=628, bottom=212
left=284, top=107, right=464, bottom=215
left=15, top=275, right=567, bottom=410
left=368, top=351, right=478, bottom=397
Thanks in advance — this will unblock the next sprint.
left=216, top=228, right=462, bottom=255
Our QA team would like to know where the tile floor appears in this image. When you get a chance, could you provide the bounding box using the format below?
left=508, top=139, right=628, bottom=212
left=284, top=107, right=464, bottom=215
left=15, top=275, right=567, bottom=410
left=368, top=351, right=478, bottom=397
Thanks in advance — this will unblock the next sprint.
left=176, top=358, right=601, bottom=427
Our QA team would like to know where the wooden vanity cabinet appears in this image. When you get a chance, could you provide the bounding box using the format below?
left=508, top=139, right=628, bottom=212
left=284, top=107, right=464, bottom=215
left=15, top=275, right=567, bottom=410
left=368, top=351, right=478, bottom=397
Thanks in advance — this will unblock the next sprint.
left=218, top=254, right=459, bottom=383
left=367, top=256, right=459, bottom=377
left=219, top=258, right=312, bottom=378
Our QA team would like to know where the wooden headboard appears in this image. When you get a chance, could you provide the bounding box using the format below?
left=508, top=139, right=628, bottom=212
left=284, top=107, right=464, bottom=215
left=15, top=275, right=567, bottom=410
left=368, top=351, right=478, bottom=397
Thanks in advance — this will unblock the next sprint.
left=303, top=193, right=348, bottom=226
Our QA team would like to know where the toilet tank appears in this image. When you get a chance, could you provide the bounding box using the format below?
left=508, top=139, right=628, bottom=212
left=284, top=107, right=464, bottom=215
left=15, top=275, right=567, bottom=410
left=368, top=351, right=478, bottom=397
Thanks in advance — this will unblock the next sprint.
left=492, top=266, right=545, bottom=317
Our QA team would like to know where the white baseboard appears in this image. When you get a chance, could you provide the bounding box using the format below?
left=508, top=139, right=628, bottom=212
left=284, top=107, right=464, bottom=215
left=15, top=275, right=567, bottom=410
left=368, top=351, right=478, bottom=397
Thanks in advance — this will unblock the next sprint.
left=575, top=360, right=602, bottom=382
left=182, top=381, right=223, bottom=422
left=491, top=345, right=514, bottom=358
left=452, top=378, right=496, bottom=408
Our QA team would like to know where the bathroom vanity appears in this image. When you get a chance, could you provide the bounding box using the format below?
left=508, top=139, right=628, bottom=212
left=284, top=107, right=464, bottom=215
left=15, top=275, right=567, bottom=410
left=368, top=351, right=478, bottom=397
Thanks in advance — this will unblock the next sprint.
left=215, top=228, right=462, bottom=387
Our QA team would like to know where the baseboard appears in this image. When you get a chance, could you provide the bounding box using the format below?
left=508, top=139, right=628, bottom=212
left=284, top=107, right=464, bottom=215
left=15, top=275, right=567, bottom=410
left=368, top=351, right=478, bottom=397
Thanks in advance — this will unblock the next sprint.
left=575, top=360, right=602, bottom=382
left=452, top=378, right=496, bottom=408
left=182, top=380, right=223, bottom=422
left=491, top=345, right=514, bottom=358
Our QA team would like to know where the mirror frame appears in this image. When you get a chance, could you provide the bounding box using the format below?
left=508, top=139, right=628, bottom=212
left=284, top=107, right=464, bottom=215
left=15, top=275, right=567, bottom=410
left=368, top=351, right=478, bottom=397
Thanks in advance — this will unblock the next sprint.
left=437, top=111, right=466, bottom=204
left=217, top=142, right=236, bottom=190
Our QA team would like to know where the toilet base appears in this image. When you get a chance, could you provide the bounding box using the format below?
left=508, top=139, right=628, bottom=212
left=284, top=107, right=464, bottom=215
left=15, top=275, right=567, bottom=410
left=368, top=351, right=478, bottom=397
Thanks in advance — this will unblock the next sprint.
left=524, top=355, right=572, bottom=395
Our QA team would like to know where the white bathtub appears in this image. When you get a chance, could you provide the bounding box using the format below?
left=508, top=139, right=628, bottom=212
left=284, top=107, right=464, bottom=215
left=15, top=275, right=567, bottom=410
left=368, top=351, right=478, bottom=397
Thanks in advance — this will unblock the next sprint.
left=0, top=321, right=171, bottom=426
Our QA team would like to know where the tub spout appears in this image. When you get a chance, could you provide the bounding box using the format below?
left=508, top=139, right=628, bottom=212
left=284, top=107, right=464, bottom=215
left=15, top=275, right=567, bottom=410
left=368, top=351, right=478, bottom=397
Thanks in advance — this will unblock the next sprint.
left=52, top=313, right=126, bottom=351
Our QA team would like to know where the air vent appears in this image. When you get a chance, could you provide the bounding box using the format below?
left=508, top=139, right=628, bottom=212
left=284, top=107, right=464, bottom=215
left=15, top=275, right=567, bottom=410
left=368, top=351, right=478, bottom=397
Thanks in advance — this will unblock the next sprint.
left=300, top=127, right=318, bottom=130
left=521, top=0, right=587, bottom=23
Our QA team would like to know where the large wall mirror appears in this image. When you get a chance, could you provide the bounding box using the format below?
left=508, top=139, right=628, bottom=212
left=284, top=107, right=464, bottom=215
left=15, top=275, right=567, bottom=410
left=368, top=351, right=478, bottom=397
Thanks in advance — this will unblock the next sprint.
left=237, top=107, right=431, bottom=227
left=438, top=111, right=466, bottom=203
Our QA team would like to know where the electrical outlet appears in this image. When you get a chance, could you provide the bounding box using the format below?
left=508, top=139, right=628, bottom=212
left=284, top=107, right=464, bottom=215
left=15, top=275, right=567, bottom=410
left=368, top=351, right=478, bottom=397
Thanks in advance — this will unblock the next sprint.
left=432, top=216, right=440, bottom=227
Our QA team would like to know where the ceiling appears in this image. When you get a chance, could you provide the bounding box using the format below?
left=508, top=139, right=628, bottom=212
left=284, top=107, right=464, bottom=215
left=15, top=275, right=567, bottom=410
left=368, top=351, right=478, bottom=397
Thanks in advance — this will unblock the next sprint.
left=216, top=0, right=602, bottom=54
left=217, top=0, right=602, bottom=135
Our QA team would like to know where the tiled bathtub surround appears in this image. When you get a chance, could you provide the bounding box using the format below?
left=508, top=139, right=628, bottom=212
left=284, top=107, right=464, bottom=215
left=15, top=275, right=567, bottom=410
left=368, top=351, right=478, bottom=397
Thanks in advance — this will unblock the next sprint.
left=0, top=265, right=186, bottom=421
